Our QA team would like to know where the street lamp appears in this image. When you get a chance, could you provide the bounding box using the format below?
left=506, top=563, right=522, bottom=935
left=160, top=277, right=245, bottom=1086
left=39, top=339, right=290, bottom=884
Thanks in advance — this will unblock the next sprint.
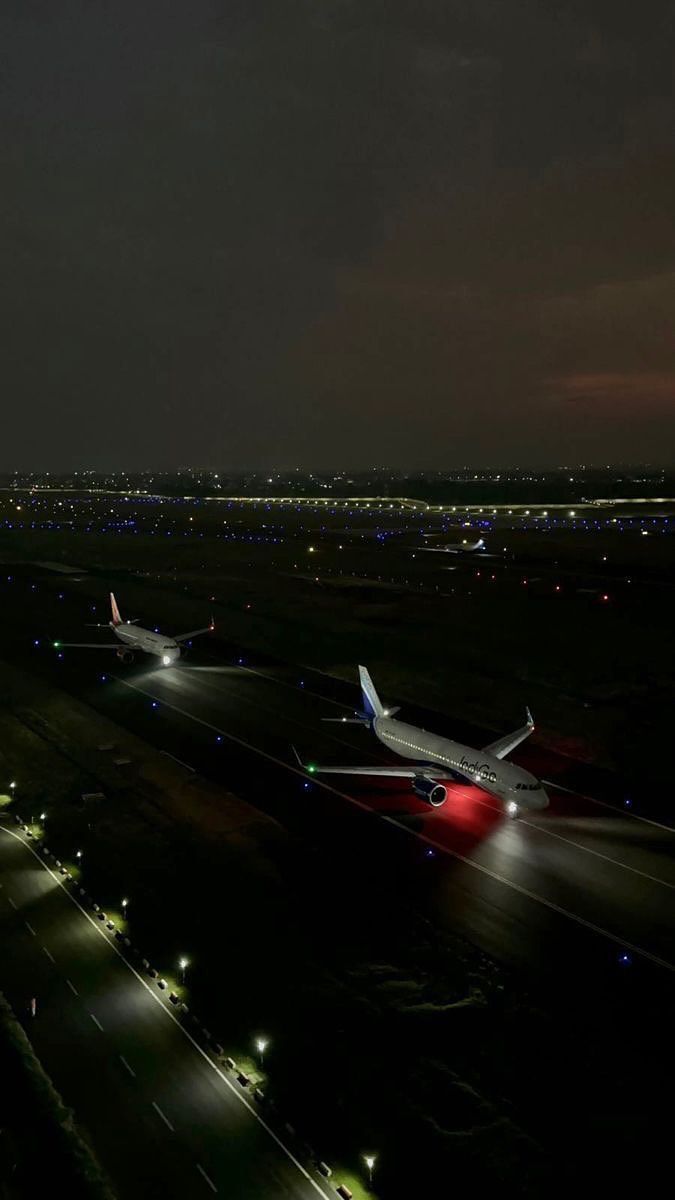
left=121, top=898, right=129, bottom=914
left=179, top=957, right=188, bottom=983
left=40, top=812, right=47, bottom=822
left=364, top=1155, right=377, bottom=1185
left=255, top=1037, right=268, bottom=1066
left=75, top=850, right=82, bottom=861
left=9, top=781, right=16, bottom=791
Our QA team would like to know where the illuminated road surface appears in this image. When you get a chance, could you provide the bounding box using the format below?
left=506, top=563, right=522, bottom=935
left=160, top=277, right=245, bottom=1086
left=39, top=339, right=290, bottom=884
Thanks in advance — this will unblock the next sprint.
left=0, top=828, right=333, bottom=1200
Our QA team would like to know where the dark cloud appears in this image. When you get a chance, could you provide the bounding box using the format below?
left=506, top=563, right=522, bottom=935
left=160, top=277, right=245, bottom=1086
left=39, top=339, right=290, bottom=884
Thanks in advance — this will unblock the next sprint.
left=1, top=2, right=674, bottom=468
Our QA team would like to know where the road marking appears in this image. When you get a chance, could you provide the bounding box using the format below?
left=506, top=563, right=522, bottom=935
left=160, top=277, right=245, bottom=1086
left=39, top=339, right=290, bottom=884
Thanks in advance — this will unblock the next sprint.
left=196, top=1163, right=217, bottom=1193
left=521, top=817, right=675, bottom=890
left=66, top=979, right=79, bottom=996
left=90, top=1012, right=104, bottom=1032
left=42, top=945, right=55, bottom=963
left=160, top=750, right=195, bottom=772
left=119, top=1055, right=136, bottom=1078
left=25, top=920, right=36, bottom=936
left=0, top=825, right=335, bottom=1200
left=8, top=895, right=17, bottom=909
left=112, top=676, right=675, bottom=972
left=152, top=1101, right=174, bottom=1132
left=542, top=779, right=675, bottom=834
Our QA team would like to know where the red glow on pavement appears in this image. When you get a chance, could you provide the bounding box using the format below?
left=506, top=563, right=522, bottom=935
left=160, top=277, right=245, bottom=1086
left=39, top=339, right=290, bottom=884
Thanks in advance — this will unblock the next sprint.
left=348, top=778, right=502, bottom=856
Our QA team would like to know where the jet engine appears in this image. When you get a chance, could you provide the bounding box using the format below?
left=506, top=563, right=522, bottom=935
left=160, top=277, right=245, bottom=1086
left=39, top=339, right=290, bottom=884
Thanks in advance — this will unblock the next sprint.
left=116, top=648, right=135, bottom=664
left=412, top=776, right=447, bottom=807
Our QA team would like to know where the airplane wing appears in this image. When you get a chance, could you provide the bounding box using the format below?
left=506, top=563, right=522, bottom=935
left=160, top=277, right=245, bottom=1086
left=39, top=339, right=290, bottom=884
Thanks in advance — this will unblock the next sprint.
left=174, top=620, right=215, bottom=645
left=310, top=765, right=419, bottom=777
left=482, top=708, right=534, bottom=759
left=291, top=748, right=444, bottom=779
left=53, top=642, right=119, bottom=650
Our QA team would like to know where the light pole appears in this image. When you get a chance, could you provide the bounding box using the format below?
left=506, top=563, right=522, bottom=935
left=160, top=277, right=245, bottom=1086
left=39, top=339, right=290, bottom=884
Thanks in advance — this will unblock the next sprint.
left=121, top=898, right=129, bottom=918
left=255, top=1037, right=268, bottom=1067
left=364, top=1155, right=376, bottom=1186
left=75, top=850, right=82, bottom=863
left=179, top=957, right=188, bottom=984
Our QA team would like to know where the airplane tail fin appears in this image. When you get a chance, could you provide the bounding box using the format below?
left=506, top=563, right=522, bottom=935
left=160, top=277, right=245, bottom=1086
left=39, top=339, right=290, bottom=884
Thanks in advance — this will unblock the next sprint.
left=358, top=665, right=385, bottom=719
left=110, top=592, right=123, bottom=626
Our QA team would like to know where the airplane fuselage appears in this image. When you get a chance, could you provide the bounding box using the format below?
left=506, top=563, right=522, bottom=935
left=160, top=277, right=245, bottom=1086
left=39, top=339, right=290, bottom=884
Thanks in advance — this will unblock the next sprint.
left=113, top=622, right=181, bottom=664
left=373, top=715, right=548, bottom=811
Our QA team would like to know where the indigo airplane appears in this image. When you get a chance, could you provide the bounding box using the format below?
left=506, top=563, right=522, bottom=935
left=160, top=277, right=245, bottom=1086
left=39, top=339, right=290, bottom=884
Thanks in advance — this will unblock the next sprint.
left=55, top=593, right=214, bottom=666
left=300, top=666, right=548, bottom=818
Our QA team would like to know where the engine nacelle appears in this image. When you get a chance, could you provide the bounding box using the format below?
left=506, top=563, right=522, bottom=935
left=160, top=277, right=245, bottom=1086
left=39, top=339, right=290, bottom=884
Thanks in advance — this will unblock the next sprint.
left=116, top=647, right=135, bottom=664
left=412, top=776, right=447, bottom=807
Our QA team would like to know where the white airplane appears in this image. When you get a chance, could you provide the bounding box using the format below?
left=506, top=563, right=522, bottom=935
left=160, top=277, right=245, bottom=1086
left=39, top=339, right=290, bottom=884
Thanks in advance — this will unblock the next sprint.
left=55, top=593, right=214, bottom=666
left=300, top=666, right=549, bottom=818
left=420, top=536, right=486, bottom=553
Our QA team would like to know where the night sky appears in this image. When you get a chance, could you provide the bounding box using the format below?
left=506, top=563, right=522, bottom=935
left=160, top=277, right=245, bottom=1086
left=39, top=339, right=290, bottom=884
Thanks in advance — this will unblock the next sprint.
left=2, top=2, right=674, bottom=470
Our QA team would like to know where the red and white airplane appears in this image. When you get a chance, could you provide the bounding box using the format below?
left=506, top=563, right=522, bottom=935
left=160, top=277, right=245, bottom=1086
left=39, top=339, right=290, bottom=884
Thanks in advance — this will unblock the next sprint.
left=55, top=593, right=214, bottom=666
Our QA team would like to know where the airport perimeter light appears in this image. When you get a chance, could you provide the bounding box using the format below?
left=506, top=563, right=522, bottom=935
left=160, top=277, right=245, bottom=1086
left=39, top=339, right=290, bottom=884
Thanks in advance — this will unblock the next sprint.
left=255, top=1037, right=268, bottom=1066
left=364, top=1154, right=377, bottom=1184
left=9, top=781, right=16, bottom=791
left=76, top=849, right=82, bottom=860
left=179, top=956, right=189, bottom=982
left=122, top=898, right=129, bottom=912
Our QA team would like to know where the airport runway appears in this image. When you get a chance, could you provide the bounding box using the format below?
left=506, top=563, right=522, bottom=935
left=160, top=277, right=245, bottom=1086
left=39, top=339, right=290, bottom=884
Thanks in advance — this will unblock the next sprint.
left=5, top=567, right=675, bottom=982
left=0, top=824, right=336, bottom=1200
left=98, top=655, right=675, bottom=974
